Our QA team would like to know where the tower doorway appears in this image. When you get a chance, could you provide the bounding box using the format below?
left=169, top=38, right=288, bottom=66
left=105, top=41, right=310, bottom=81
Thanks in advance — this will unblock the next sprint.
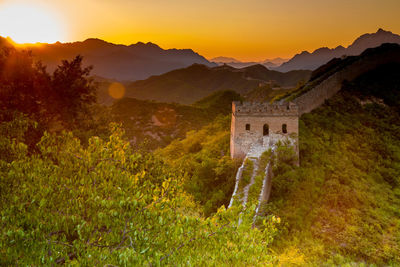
left=263, top=124, right=269, bottom=136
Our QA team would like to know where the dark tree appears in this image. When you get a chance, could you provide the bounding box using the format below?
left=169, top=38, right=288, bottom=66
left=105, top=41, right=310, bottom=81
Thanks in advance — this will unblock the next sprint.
left=51, top=55, right=97, bottom=126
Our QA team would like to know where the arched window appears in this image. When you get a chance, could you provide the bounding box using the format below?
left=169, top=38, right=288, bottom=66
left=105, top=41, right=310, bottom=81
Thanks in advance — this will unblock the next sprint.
left=263, top=124, right=269, bottom=136
left=246, top=124, right=250, bottom=131
left=282, top=124, right=287, bottom=134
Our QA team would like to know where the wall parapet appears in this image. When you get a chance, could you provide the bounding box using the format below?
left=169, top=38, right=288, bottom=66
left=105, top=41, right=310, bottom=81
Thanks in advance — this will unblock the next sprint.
left=233, top=101, right=299, bottom=117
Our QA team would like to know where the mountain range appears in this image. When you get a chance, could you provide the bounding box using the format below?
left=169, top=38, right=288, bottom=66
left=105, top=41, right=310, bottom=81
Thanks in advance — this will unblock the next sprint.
left=106, top=63, right=311, bottom=104
left=18, top=38, right=216, bottom=81
left=11, top=28, right=400, bottom=83
left=210, top=56, right=288, bottom=69
left=275, top=28, right=400, bottom=72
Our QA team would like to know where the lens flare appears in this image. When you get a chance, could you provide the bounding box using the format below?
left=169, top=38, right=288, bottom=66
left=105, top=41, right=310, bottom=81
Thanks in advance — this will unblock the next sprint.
left=108, top=82, right=126, bottom=99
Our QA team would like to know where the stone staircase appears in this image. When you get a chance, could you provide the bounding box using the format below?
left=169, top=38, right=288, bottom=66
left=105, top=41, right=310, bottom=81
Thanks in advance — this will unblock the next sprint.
left=228, top=135, right=296, bottom=226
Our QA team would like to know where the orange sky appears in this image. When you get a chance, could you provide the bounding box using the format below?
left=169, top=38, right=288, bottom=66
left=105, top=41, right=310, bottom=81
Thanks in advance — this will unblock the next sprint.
left=0, top=0, right=400, bottom=61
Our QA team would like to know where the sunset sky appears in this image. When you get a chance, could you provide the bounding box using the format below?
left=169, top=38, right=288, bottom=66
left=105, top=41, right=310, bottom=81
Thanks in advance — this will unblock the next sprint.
left=0, top=0, right=399, bottom=61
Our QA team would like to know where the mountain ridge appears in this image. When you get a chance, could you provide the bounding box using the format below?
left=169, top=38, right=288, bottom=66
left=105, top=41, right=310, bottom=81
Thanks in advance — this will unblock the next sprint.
left=117, top=63, right=311, bottom=104
left=210, top=56, right=288, bottom=69
left=276, top=28, right=400, bottom=72
left=12, top=37, right=216, bottom=81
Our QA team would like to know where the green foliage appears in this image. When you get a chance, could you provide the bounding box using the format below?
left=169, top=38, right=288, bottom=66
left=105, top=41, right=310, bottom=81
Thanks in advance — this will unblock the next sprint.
left=158, top=115, right=238, bottom=216
left=0, top=40, right=110, bottom=150
left=237, top=158, right=254, bottom=192
left=193, top=90, right=242, bottom=113
left=265, top=82, right=400, bottom=265
left=120, top=63, right=310, bottom=104
left=247, top=151, right=272, bottom=206
left=111, top=90, right=240, bottom=150
left=51, top=55, right=97, bottom=125
left=0, top=121, right=279, bottom=265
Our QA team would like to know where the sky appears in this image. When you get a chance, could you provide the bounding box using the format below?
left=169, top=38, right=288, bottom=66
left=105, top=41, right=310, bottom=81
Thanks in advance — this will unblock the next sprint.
left=0, top=0, right=399, bottom=61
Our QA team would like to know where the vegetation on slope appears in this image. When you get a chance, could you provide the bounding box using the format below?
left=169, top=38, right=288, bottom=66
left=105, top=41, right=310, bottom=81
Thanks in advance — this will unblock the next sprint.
left=264, top=63, right=400, bottom=265
left=158, top=115, right=239, bottom=216
left=121, top=63, right=310, bottom=104
left=110, top=90, right=241, bottom=150
left=0, top=121, right=280, bottom=265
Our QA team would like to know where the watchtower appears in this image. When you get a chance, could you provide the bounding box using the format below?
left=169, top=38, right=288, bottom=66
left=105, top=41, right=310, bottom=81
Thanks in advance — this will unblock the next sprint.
left=230, top=101, right=299, bottom=159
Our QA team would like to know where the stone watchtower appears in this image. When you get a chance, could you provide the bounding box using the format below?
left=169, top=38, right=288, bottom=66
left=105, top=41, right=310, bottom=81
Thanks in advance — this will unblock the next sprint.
left=230, top=101, right=299, bottom=159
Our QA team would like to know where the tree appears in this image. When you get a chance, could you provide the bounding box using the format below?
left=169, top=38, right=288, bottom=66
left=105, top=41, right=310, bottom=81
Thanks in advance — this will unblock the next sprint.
left=51, top=55, right=97, bottom=127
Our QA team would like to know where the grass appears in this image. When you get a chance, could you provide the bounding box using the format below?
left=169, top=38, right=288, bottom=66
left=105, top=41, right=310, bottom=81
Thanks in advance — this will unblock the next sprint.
left=237, top=158, right=254, bottom=193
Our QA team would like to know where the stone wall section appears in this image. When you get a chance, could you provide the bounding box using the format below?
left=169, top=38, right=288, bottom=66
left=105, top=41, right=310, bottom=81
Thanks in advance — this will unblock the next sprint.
left=294, top=51, right=400, bottom=115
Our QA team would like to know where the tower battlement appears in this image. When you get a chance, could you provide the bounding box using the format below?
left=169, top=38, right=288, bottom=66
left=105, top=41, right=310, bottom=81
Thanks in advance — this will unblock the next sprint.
left=232, top=101, right=299, bottom=116
left=230, top=101, right=299, bottom=159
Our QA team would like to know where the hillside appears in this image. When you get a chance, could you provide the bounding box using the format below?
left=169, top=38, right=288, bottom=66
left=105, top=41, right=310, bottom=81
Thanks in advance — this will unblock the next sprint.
left=276, top=28, right=400, bottom=72
left=268, top=63, right=400, bottom=264
left=16, top=38, right=216, bottom=81
left=121, top=63, right=311, bottom=104
left=110, top=90, right=241, bottom=149
left=275, top=43, right=400, bottom=111
left=158, top=60, right=400, bottom=265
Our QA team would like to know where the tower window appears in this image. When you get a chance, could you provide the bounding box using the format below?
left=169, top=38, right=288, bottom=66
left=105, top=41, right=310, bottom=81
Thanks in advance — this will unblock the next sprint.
left=282, top=124, right=287, bottom=134
left=263, top=124, right=269, bottom=136
left=245, top=124, right=250, bottom=131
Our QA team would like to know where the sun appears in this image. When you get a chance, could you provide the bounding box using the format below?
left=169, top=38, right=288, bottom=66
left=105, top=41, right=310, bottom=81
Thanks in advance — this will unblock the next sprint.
left=0, top=3, right=65, bottom=44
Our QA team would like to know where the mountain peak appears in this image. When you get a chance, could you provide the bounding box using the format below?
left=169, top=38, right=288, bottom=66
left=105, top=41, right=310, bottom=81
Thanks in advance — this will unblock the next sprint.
left=83, top=38, right=109, bottom=45
left=376, top=28, right=392, bottom=34
left=131, top=41, right=160, bottom=49
left=276, top=29, right=400, bottom=72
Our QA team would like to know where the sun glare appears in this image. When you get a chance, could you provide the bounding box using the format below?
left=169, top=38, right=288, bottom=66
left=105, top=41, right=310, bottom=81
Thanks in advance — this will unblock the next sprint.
left=0, top=4, right=64, bottom=44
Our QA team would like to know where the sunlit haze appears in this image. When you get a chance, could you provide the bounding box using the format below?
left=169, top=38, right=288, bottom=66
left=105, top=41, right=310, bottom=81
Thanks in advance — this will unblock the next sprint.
left=0, top=0, right=399, bottom=60
left=0, top=3, right=65, bottom=44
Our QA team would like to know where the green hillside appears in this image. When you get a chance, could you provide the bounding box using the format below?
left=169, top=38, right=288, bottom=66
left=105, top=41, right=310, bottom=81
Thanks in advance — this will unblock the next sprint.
left=157, top=62, right=400, bottom=264
left=122, top=64, right=310, bottom=104
left=267, top=63, right=400, bottom=265
left=110, top=90, right=241, bottom=149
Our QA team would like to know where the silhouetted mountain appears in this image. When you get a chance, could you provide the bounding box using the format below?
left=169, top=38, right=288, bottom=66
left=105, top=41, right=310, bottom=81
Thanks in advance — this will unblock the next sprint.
left=120, top=63, right=310, bottom=104
left=211, top=57, right=288, bottom=69
left=17, top=38, right=216, bottom=81
left=276, top=29, right=400, bottom=72
left=278, top=43, right=400, bottom=103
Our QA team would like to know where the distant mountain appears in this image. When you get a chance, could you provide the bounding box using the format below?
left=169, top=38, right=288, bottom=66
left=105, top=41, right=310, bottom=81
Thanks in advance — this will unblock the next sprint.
left=17, top=38, right=216, bottom=81
left=211, top=57, right=288, bottom=69
left=276, top=28, right=400, bottom=72
left=119, top=63, right=311, bottom=104
left=210, top=56, right=242, bottom=63
left=261, top=57, right=288, bottom=65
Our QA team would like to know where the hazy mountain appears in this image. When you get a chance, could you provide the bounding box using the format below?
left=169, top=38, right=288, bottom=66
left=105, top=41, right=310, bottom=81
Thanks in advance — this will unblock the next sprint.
left=261, top=57, right=288, bottom=65
left=211, top=57, right=288, bottom=69
left=119, top=63, right=311, bottom=104
left=210, top=56, right=242, bottom=63
left=18, top=38, right=216, bottom=81
left=276, top=28, right=400, bottom=72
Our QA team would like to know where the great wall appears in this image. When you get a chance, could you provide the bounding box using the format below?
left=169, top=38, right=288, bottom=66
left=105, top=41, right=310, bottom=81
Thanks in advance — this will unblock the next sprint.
left=228, top=44, right=400, bottom=225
